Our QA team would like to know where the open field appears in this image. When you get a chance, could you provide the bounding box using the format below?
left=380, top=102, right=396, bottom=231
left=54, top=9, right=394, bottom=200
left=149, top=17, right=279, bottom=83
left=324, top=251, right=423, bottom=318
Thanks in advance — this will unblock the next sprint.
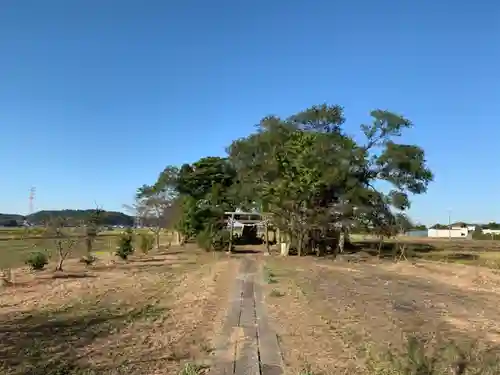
left=0, top=227, right=161, bottom=240
left=262, top=256, right=500, bottom=374
left=351, top=236, right=500, bottom=269
left=0, top=246, right=237, bottom=375
left=4, top=241, right=500, bottom=374
left=0, top=232, right=173, bottom=269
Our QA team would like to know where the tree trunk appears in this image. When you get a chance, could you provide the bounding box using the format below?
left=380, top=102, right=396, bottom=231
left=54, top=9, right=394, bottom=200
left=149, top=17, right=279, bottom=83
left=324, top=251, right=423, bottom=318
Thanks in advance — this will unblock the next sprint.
left=85, top=237, right=92, bottom=256
left=297, top=232, right=303, bottom=257
left=156, top=231, right=161, bottom=250
left=280, top=242, right=290, bottom=256
left=280, top=231, right=290, bottom=256
left=377, top=237, right=384, bottom=258
left=228, top=213, right=234, bottom=253
left=264, top=220, right=270, bottom=256
left=338, top=231, right=345, bottom=254
left=173, top=231, right=180, bottom=245
left=56, top=256, right=64, bottom=272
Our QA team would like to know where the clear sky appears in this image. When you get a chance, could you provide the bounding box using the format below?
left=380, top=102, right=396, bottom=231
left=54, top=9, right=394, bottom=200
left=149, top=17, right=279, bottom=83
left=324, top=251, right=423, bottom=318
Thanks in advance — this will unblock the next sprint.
left=0, top=1, right=498, bottom=225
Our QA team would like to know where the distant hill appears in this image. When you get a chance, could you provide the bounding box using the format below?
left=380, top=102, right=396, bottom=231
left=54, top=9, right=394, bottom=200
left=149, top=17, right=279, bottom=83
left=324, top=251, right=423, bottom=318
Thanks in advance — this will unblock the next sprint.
left=0, top=209, right=134, bottom=227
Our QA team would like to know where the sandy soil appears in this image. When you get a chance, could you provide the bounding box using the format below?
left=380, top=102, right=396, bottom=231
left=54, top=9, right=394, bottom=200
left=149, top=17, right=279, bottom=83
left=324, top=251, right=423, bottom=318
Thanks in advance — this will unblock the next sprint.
left=0, top=249, right=237, bottom=375
left=263, top=256, right=500, bottom=375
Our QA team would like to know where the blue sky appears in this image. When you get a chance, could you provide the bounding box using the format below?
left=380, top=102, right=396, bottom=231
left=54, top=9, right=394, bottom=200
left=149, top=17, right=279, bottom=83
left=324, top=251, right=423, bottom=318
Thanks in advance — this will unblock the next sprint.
left=0, top=1, right=498, bottom=225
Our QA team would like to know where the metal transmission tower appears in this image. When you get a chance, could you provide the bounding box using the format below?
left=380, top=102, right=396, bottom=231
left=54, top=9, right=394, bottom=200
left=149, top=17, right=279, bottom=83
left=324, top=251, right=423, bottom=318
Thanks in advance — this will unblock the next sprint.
left=29, top=187, right=36, bottom=215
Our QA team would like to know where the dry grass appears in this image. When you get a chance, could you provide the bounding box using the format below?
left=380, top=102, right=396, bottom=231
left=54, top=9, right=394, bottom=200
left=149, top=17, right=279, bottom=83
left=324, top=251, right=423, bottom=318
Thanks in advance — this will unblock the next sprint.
left=0, top=247, right=236, bottom=375
left=0, top=231, right=174, bottom=269
left=351, top=237, right=500, bottom=270
left=263, top=256, right=500, bottom=375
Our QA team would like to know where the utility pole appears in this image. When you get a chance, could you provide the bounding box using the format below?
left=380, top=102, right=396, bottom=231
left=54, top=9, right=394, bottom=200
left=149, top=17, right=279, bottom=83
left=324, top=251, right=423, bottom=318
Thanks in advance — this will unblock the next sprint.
left=29, top=187, right=36, bottom=215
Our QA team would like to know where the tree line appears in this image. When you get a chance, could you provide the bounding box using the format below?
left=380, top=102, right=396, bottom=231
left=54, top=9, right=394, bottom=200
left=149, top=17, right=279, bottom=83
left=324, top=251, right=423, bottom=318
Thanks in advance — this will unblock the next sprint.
left=0, top=210, right=134, bottom=227
left=134, top=103, right=434, bottom=255
left=430, top=222, right=500, bottom=230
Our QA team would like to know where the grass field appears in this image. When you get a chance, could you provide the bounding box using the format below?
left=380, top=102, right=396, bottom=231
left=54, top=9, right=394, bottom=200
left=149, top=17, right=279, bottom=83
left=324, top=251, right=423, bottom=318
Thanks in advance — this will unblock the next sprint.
left=263, top=256, right=500, bottom=374
left=348, top=235, right=500, bottom=269
left=0, top=230, right=173, bottom=269
left=0, top=246, right=236, bottom=375
left=0, top=227, right=157, bottom=240
left=2, top=240, right=500, bottom=374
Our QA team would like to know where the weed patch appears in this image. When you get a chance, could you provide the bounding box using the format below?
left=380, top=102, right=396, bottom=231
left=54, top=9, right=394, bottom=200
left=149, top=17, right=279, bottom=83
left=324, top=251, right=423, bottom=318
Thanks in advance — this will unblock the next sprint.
left=366, top=335, right=500, bottom=375
left=178, top=362, right=204, bottom=375
left=269, top=289, right=284, bottom=297
left=263, top=266, right=277, bottom=284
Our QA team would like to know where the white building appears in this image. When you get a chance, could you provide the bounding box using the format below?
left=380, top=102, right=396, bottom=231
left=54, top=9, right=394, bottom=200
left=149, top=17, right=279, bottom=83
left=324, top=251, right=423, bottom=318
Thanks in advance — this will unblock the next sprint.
left=427, top=228, right=469, bottom=238
left=482, top=229, right=500, bottom=235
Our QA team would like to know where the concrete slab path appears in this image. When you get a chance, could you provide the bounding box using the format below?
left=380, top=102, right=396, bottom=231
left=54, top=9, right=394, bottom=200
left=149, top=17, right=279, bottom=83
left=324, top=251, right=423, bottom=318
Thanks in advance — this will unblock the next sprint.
left=208, top=257, right=283, bottom=375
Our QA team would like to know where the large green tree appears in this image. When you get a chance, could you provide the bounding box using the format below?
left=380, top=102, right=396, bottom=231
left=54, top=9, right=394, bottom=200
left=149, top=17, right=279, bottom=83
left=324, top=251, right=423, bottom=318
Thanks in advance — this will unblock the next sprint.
left=158, top=157, right=237, bottom=247
left=228, top=104, right=433, bottom=256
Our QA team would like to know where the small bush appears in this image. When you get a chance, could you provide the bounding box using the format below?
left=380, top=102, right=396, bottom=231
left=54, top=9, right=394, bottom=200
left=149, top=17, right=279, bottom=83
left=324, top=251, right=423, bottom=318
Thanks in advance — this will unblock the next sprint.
left=116, top=229, right=134, bottom=260
left=196, top=228, right=231, bottom=252
left=196, top=227, right=213, bottom=251
left=139, top=233, right=155, bottom=254
left=212, top=229, right=231, bottom=251
left=25, top=251, right=48, bottom=271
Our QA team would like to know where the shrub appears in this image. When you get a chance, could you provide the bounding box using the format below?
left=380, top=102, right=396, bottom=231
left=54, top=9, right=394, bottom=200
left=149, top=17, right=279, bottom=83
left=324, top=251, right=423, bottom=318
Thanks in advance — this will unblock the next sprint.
left=139, top=233, right=155, bottom=254
left=196, top=227, right=231, bottom=252
left=212, top=229, right=231, bottom=251
left=25, top=251, right=48, bottom=271
left=196, top=227, right=213, bottom=251
left=116, top=229, right=134, bottom=260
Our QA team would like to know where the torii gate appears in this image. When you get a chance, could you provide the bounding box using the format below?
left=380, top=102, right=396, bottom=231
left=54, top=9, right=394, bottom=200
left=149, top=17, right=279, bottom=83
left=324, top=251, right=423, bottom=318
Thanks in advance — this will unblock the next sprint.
left=224, top=211, right=271, bottom=255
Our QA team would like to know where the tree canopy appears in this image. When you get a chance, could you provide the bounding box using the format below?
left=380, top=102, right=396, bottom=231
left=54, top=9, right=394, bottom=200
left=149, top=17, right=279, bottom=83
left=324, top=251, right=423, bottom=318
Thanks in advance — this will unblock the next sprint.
left=137, top=103, right=434, bottom=255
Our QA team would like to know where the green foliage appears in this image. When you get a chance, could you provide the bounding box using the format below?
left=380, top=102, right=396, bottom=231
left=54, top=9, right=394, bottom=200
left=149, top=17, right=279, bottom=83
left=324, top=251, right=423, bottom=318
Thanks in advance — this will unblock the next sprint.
left=412, top=224, right=427, bottom=231
left=173, top=157, right=237, bottom=241
left=196, top=226, right=230, bottom=252
left=178, top=362, right=203, bottom=375
left=174, top=196, right=207, bottom=239
left=142, top=103, right=434, bottom=256
left=227, top=104, right=434, bottom=255
left=483, top=222, right=500, bottom=230
left=263, top=267, right=277, bottom=284
left=139, top=232, right=155, bottom=254
left=25, top=251, right=48, bottom=271
left=196, top=227, right=213, bottom=251
left=116, top=229, right=134, bottom=260
left=430, top=224, right=448, bottom=230
left=83, top=208, right=104, bottom=256
left=212, top=229, right=231, bottom=251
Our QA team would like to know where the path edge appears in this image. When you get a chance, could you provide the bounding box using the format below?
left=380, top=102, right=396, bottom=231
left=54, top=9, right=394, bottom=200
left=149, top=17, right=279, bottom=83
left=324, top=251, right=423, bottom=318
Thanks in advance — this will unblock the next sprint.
left=255, top=259, right=284, bottom=375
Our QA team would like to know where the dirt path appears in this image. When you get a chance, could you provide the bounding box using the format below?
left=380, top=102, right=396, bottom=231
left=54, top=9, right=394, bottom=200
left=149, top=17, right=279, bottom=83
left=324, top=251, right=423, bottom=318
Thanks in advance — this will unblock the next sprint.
left=209, top=257, right=283, bottom=375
